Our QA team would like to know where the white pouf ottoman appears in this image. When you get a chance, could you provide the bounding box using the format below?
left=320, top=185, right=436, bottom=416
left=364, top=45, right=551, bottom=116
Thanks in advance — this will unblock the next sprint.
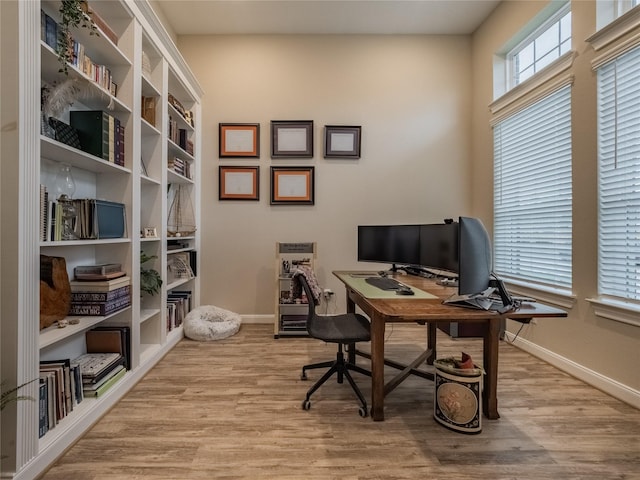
left=183, top=305, right=241, bottom=341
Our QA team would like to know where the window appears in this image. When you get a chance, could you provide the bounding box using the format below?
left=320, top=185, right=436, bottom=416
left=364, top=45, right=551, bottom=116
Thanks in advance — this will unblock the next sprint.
left=493, top=86, right=572, bottom=289
left=597, top=44, right=640, bottom=301
left=508, top=5, right=571, bottom=86
left=597, top=0, right=639, bottom=30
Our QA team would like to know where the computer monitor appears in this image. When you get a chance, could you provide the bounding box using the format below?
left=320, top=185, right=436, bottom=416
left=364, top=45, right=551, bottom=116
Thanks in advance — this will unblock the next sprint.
left=418, top=222, right=459, bottom=274
left=457, top=216, right=493, bottom=296
left=357, top=224, right=420, bottom=267
left=458, top=216, right=512, bottom=307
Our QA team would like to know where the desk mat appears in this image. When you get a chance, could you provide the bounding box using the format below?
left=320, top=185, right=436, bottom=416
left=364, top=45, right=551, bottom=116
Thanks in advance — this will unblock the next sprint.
left=337, top=273, right=437, bottom=300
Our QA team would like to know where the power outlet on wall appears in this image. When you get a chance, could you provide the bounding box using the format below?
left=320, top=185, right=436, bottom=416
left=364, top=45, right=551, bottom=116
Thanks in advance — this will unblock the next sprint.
left=323, top=288, right=334, bottom=300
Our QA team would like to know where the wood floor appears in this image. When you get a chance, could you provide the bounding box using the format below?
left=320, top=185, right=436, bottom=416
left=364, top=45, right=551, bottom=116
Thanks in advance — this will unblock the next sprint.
left=41, top=323, right=640, bottom=480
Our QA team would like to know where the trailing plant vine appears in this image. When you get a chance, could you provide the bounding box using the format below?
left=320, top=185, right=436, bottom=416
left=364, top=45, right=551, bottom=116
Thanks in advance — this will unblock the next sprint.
left=57, top=0, right=98, bottom=74
left=1, top=379, right=36, bottom=411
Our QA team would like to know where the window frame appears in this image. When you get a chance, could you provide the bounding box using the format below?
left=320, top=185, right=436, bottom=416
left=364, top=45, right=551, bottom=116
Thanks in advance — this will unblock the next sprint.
left=506, top=3, right=572, bottom=89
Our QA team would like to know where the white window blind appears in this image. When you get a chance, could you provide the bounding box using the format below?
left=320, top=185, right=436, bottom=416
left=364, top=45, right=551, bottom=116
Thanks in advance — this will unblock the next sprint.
left=493, top=85, right=572, bottom=288
left=597, top=44, right=640, bottom=301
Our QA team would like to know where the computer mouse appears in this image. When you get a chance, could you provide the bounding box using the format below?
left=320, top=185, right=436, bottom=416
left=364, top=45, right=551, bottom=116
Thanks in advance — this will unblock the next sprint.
left=396, top=286, right=414, bottom=295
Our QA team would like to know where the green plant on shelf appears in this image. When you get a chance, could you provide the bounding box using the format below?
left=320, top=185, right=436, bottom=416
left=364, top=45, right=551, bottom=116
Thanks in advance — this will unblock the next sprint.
left=141, top=251, right=162, bottom=296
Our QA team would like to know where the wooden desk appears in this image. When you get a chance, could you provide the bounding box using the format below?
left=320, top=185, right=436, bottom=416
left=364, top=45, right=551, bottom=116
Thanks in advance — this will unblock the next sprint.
left=333, top=271, right=567, bottom=421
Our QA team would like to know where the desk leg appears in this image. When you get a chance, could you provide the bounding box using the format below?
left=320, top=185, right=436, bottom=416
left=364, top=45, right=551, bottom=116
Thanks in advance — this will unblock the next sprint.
left=427, top=323, right=437, bottom=365
left=483, top=318, right=500, bottom=419
left=370, top=313, right=385, bottom=421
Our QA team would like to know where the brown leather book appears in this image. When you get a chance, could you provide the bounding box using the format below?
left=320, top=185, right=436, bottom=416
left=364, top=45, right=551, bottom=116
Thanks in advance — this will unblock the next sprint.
left=85, top=330, right=123, bottom=356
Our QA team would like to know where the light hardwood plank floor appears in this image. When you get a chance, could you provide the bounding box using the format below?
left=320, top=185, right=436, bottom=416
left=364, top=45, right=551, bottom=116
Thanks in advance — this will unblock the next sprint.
left=41, top=323, right=640, bottom=480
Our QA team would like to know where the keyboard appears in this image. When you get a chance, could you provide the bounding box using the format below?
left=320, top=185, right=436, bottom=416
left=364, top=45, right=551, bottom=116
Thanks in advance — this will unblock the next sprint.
left=365, top=276, right=403, bottom=291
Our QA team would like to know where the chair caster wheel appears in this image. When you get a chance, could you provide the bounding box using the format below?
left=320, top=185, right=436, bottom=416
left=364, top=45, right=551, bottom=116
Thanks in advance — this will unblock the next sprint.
left=302, top=400, right=311, bottom=410
left=301, top=371, right=307, bottom=381
left=358, top=406, right=368, bottom=418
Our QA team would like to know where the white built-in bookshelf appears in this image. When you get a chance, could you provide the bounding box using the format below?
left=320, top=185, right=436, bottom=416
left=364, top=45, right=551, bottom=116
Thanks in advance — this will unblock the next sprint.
left=0, top=1, right=202, bottom=478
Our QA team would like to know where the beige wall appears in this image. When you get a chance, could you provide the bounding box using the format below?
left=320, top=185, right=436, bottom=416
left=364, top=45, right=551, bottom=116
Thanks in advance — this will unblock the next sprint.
left=178, top=34, right=473, bottom=315
left=471, top=1, right=639, bottom=395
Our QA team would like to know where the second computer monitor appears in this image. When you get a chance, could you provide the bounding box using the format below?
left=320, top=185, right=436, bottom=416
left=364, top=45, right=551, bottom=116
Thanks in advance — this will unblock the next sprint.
left=419, top=222, right=459, bottom=274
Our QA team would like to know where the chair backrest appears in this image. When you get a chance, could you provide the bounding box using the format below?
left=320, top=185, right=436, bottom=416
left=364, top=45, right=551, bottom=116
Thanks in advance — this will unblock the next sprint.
left=296, top=274, right=322, bottom=338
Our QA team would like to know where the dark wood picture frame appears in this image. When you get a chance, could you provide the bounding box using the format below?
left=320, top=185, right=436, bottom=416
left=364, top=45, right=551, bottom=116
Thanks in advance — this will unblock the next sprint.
left=219, top=123, right=260, bottom=158
left=270, top=166, right=315, bottom=205
left=219, top=166, right=260, bottom=201
left=270, top=120, right=313, bottom=158
left=324, top=125, right=361, bottom=159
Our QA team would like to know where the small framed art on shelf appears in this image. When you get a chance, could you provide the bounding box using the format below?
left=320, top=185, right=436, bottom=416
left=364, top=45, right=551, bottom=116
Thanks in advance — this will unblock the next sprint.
left=219, top=123, right=260, bottom=158
left=270, top=166, right=315, bottom=205
left=324, top=125, right=361, bottom=159
left=219, top=166, right=260, bottom=201
left=271, top=120, right=313, bottom=158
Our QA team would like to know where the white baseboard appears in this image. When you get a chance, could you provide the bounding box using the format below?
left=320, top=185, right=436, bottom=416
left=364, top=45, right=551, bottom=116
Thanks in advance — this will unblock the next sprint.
left=240, top=314, right=274, bottom=324
left=504, top=331, right=640, bottom=410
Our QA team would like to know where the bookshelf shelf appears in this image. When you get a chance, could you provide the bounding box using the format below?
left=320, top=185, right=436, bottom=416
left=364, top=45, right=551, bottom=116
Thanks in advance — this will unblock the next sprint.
left=167, top=277, right=193, bottom=291
left=40, top=43, right=131, bottom=114
left=39, top=307, right=133, bottom=349
left=142, top=74, right=161, bottom=96
left=141, top=117, right=161, bottom=136
left=167, top=168, right=194, bottom=185
left=140, top=308, right=161, bottom=324
left=1, top=1, right=202, bottom=478
left=40, top=238, right=131, bottom=248
left=167, top=247, right=194, bottom=255
left=41, top=136, right=132, bottom=174
left=168, top=103, right=195, bottom=132
left=168, top=139, right=195, bottom=161
left=140, top=343, right=162, bottom=365
left=166, top=325, right=184, bottom=343
left=141, top=173, right=161, bottom=185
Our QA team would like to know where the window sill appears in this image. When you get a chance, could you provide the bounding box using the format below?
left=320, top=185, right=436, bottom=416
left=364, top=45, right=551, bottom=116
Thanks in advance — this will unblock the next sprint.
left=586, top=297, right=640, bottom=328
left=503, top=278, right=575, bottom=310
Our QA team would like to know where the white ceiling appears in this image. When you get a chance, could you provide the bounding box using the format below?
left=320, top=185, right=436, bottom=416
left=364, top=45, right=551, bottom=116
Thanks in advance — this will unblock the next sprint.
left=153, top=0, right=501, bottom=36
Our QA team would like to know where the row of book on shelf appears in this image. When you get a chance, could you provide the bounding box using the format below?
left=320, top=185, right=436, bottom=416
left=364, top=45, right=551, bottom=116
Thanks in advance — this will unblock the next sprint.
left=41, top=8, right=119, bottom=96
left=39, top=326, right=130, bottom=438
left=167, top=290, right=192, bottom=332
left=39, top=190, right=126, bottom=243
left=169, top=117, right=194, bottom=156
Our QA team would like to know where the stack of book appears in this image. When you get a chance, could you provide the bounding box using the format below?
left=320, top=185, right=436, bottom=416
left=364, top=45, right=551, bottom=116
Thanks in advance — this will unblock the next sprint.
left=168, top=156, right=192, bottom=179
left=70, top=265, right=130, bottom=316
left=86, top=326, right=131, bottom=370
left=73, top=352, right=126, bottom=398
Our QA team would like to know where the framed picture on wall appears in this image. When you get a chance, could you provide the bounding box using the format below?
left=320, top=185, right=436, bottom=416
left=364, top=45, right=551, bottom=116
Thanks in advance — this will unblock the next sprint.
left=324, top=125, right=361, bottom=159
left=219, top=123, right=260, bottom=158
left=219, top=166, right=260, bottom=200
left=270, top=120, right=313, bottom=158
left=270, top=166, right=315, bottom=205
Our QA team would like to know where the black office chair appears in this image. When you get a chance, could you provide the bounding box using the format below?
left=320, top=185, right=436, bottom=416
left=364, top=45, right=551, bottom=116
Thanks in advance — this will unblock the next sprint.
left=293, top=271, right=372, bottom=417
